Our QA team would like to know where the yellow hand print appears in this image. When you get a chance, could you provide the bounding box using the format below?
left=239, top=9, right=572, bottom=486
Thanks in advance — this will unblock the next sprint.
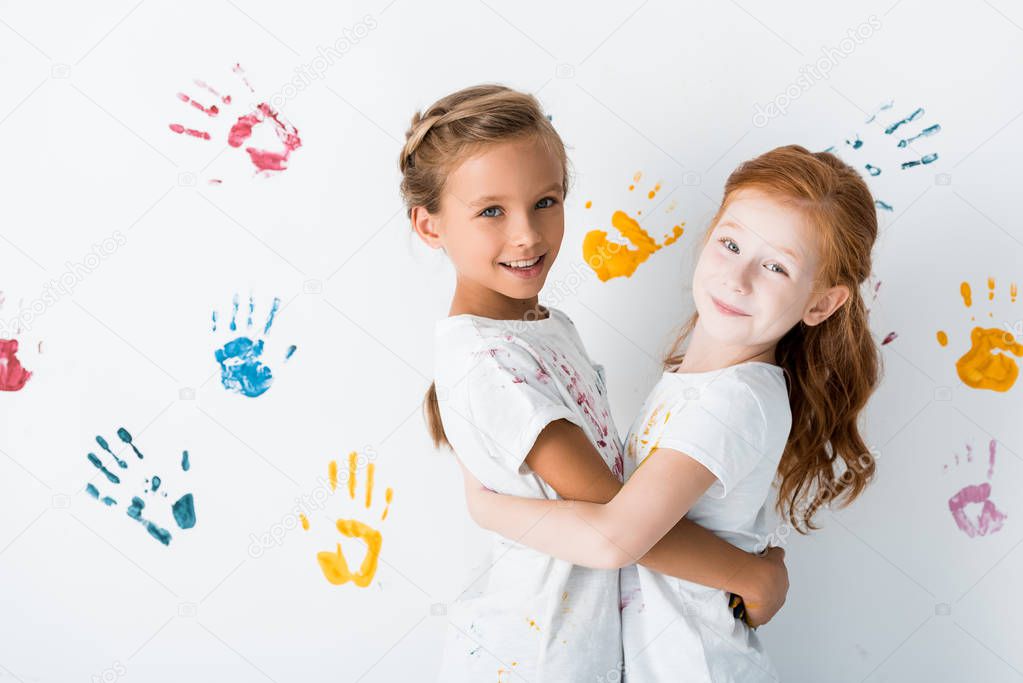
left=582, top=171, right=685, bottom=282
left=937, top=278, right=1023, bottom=392
left=300, top=451, right=393, bottom=587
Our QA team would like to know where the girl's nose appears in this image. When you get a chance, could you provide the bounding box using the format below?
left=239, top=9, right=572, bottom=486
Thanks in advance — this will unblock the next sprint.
left=507, top=216, right=543, bottom=247
left=725, top=264, right=753, bottom=294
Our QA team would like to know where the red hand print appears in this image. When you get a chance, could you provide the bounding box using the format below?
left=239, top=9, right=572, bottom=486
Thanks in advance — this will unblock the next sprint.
left=0, top=338, right=32, bottom=392
left=168, top=64, right=302, bottom=176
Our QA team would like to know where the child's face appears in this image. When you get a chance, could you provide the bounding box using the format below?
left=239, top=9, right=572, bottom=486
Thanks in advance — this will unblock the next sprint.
left=428, top=137, right=565, bottom=303
left=692, top=187, right=836, bottom=349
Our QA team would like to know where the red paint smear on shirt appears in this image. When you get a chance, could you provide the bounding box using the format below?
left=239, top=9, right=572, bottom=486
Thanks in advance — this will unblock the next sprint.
left=0, top=339, right=32, bottom=391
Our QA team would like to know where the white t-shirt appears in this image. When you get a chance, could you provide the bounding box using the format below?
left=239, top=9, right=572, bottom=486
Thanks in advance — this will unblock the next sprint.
left=619, top=360, right=792, bottom=683
left=434, top=306, right=625, bottom=682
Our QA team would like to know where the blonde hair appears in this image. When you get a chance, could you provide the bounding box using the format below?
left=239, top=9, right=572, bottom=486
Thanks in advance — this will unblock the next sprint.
left=665, top=144, right=882, bottom=532
left=399, top=84, right=569, bottom=449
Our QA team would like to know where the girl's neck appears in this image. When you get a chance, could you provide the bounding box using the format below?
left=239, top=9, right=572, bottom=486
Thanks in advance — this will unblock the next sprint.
left=449, top=278, right=548, bottom=322
left=674, top=319, right=777, bottom=373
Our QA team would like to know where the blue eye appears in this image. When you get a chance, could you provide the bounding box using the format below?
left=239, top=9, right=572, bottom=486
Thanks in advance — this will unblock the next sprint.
left=719, top=238, right=787, bottom=275
left=479, top=198, right=557, bottom=217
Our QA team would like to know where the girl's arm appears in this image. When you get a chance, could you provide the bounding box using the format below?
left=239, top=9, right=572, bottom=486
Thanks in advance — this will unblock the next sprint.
left=463, top=419, right=787, bottom=623
left=466, top=431, right=714, bottom=568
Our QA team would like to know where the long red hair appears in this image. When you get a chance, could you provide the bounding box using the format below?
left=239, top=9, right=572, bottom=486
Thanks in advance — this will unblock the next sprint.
left=665, top=144, right=883, bottom=532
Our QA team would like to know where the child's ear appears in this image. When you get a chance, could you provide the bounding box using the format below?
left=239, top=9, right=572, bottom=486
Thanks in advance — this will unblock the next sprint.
left=411, top=206, right=443, bottom=249
left=803, top=284, right=850, bottom=326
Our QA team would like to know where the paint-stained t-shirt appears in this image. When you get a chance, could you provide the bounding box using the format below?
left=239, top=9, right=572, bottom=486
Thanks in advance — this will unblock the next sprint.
left=620, top=360, right=792, bottom=683
left=434, top=306, right=624, bottom=682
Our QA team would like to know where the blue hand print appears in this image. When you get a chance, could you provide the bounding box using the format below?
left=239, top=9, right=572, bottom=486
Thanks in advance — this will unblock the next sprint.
left=83, top=426, right=196, bottom=546
left=212, top=293, right=297, bottom=398
left=823, top=99, right=942, bottom=212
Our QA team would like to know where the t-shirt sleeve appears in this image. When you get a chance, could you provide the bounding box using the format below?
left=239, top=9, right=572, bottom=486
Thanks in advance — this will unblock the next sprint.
left=451, top=340, right=582, bottom=482
left=653, top=377, right=769, bottom=499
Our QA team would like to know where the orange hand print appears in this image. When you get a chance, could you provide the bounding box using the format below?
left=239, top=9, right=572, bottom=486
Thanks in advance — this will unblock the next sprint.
left=300, top=452, right=393, bottom=588
left=937, top=278, right=1023, bottom=392
left=582, top=171, right=685, bottom=282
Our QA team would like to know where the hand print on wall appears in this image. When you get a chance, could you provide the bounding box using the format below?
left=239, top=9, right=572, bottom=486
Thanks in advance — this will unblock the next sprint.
left=212, top=293, right=297, bottom=398
left=0, top=291, right=37, bottom=392
left=936, top=278, right=1022, bottom=392
left=168, top=63, right=302, bottom=180
left=83, top=427, right=196, bottom=546
left=300, top=452, right=394, bottom=588
left=582, top=172, right=687, bottom=282
left=945, top=438, right=1006, bottom=538
left=824, top=99, right=943, bottom=212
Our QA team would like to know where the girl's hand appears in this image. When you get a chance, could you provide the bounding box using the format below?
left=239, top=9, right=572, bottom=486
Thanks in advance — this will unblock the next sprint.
left=739, top=546, right=788, bottom=628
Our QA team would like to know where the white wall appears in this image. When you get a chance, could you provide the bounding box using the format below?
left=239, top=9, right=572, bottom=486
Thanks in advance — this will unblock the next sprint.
left=1, top=1, right=1021, bottom=681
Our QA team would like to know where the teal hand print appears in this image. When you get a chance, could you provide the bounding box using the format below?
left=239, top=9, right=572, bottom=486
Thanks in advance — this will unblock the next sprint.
left=212, top=293, right=296, bottom=398
left=84, top=427, right=196, bottom=546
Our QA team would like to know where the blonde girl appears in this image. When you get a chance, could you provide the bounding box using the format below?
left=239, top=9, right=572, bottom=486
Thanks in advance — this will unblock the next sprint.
left=463, top=144, right=881, bottom=681
left=402, top=85, right=790, bottom=681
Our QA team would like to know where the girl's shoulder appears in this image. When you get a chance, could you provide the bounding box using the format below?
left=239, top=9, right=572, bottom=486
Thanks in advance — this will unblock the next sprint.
left=433, top=306, right=575, bottom=376
left=726, top=363, right=792, bottom=437
left=727, top=362, right=790, bottom=413
left=434, top=306, right=574, bottom=349
left=659, top=361, right=790, bottom=421
left=663, top=360, right=786, bottom=391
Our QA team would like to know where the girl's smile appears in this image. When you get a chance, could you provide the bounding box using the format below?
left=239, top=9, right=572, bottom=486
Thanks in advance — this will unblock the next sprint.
left=710, top=295, right=750, bottom=317
left=498, top=252, right=547, bottom=279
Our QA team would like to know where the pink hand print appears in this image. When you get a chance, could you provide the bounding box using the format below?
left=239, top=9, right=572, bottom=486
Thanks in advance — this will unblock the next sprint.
left=946, top=439, right=1007, bottom=538
left=169, top=64, right=302, bottom=177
